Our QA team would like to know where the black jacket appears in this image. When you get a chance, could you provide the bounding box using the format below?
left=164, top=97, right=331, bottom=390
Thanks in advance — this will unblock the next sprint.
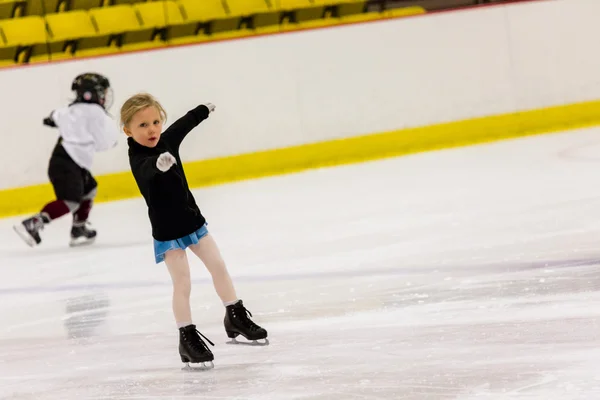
left=128, top=105, right=210, bottom=241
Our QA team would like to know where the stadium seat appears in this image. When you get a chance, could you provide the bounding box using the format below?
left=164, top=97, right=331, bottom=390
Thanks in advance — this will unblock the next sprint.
left=0, top=31, right=9, bottom=62
left=281, top=15, right=334, bottom=31
left=67, top=0, right=102, bottom=11
left=25, top=0, right=63, bottom=16
left=383, top=6, right=425, bottom=18
left=46, top=10, right=110, bottom=55
left=89, top=5, right=155, bottom=46
left=0, top=58, right=16, bottom=67
left=226, top=0, right=280, bottom=29
left=74, top=42, right=120, bottom=58
left=273, top=0, right=324, bottom=24
left=0, top=15, right=47, bottom=63
left=315, top=0, right=365, bottom=17
left=135, top=0, right=183, bottom=28
left=112, top=0, right=147, bottom=5
left=30, top=48, right=74, bottom=63
left=177, top=0, right=240, bottom=36
left=0, top=0, right=25, bottom=19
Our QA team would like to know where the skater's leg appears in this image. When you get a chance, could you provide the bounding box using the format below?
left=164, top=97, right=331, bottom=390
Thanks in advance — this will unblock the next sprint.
left=73, top=187, right=96, bottom=226
left=188, top=234, right=237, bottom=304
left=189, top=233, right=268, bottom=343
left=69, top=176, right=98, bottom=246
left=39, top=148, right=83, bottom=224
left=165, top=248, right=215, bottom=367
left=164, top=249, right=193, bottom=326
left=74, top=171, right=97, bottom=226
left=41, top=199, right=79, bottom=222
left=14, top=141, right=86, bottom=247
left=13, top=199, right=79, bottom=247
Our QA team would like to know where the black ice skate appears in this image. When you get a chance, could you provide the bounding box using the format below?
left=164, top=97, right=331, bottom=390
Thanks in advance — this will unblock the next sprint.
left=70, top=222, right=97, bottom=247
left=224, top=300, right=269, bottom=346
left=179, top=324, right=215, bottom=371
left=13, top=214, right=46, bottom=247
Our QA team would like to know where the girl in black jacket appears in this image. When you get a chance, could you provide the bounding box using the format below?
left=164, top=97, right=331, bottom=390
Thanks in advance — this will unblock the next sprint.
left=121, top=93, right=268, bottom=370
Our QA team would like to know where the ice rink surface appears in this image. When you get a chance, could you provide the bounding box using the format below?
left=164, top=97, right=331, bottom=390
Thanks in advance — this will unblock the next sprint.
left=2, top=128, right=600, bottom=399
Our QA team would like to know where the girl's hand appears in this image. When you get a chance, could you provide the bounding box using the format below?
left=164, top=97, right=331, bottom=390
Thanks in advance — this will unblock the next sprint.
left=204, top=103, right=216, bottom=113
left=157, top=152, right=177, bottom=172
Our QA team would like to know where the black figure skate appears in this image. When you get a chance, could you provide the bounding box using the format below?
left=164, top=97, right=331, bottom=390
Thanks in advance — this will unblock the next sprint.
left=224, top=300, right=269, bottom=346
left=70, top=222, right=97, bottom=247
left=13, top=214, right=46, bottom=247
left=179, top=324, right=215, bottom=371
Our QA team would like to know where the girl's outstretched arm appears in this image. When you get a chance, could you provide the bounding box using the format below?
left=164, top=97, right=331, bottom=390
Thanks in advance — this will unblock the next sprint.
left=162, top=104, right=213, bottom=151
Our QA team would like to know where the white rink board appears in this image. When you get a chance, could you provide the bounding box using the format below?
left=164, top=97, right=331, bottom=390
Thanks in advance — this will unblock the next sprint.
left=2, top=0, right=600, bottom=189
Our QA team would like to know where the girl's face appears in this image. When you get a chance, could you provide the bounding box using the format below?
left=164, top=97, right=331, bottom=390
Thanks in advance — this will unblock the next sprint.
left=124, top=106, right=164, bottom=148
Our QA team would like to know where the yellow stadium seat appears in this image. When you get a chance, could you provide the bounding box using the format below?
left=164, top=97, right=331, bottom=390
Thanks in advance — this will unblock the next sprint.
left=0, top=58, right=16, bottom=67
left=75, top=43, right=120, bottom=58
left=226, top=0, right=280, bottom=29
left=112, top=0, right=147, bottom=5
left=337, top=10, right=383, bottom=23
left=68, top=0, right=102, bottom=11
left=46, top=10, right=110, bottom=56
left=30, top=50, right=75, bottom=63
left=281, top=15, right=334, bottom=31
left=0, top=28, right=9, bottom=62
left=0, top=15, right=47, bottom=62
left=2, top=15, right=46, bottom=44
left=383, top=6, right=426, bottom=18
left=177, top=0, right=240, bottom=35
left=134, top=1, right=183, bottom=28
left=25, top=0, right=63, bottom=15
left=89, top=5, right=155, bottom=46
left=122, top=39, right=167, bottom=52
left=136, top=1, right=198, bottom=42
left=0, top=0, right=25, bottom=19
left=315, top=0, right=365, bottom=17
left=273, top=0, right=324, bottom=23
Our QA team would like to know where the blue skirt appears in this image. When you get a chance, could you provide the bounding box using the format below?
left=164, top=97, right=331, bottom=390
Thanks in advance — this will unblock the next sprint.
left=153, top=223, right=209, bottom=264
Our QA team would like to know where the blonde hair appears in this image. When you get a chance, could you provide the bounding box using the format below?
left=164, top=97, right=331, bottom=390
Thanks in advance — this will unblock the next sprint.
left=120, top=93, right=167, bottom=129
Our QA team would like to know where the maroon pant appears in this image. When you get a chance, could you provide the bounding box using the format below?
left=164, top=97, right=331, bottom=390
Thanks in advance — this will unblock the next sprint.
left=41, top=140, right=97, bottom=224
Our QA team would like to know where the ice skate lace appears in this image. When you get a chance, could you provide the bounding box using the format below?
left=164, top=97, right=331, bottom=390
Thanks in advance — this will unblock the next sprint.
left=27, top=216, right=44, bottom=231
left=232, top=306, right=261, bottom=332
left=186, top=328, right=215, bottom=352
left=73, top=221, right=94, bottom=230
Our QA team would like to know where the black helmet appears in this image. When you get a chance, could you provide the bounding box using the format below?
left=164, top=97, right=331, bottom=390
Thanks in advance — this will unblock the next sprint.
left=71, top=72, right=113, bottom=110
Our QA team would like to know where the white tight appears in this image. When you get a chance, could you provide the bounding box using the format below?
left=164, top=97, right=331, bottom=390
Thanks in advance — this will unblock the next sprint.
left=164, top=233, right=237, bottom=325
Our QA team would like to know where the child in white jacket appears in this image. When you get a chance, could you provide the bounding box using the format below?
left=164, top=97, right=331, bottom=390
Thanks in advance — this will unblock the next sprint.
left=14, top=72, right=119, bottom=248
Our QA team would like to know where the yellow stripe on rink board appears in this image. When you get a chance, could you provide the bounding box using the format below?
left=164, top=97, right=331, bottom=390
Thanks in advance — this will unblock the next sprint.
left=2, top=99, right=600, bottom=219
